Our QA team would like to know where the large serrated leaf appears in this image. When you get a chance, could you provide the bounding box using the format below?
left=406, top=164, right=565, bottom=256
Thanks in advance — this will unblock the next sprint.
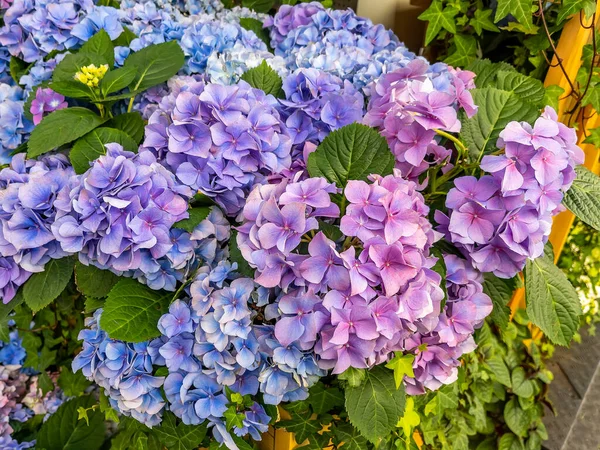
left=482, top=274, right=519, bottom=329
left=494, top=71, right=545, bottom=106
left=100, top=278, right=171, bottom=342
left=74, top=261, right=119, bottom=298
left=524, top=248, right=581, bottom=346
left=241, top=60, right=283, bottom=97
left=105, top=112, right=145, bottom=144
left=79, top=29, right=114, bottom=68
left=563, top=165, right=600, bottom=231
left=70, top=127, right=138, bottom=174
left=345, top=366, right=406, bottom=443
left=307, top=123, right=395, bottom=188
left=460, top=87, right=538, bottom=160
left=124, top=41, right=185, bottom=92
left=23, top=257, right=74, bottom=312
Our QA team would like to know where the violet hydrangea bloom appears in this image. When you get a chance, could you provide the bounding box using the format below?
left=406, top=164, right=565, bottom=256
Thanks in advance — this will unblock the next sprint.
left=142, top=79, right=292, bottom=217
left=439, top=106, right=584, bottom=278
left=29, top=87, right=67, bottom=125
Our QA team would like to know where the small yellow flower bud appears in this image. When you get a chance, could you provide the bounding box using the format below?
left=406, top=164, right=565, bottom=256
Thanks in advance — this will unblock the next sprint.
left=74, top=64, right=110, bottom=88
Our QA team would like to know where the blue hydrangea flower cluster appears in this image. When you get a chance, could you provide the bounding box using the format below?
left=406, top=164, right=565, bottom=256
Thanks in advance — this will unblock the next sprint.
left=0, top=85, right=33, bottom=164
left=142, top=79, right=292, bottom=217
left=0, top=330, right=25, bottom=366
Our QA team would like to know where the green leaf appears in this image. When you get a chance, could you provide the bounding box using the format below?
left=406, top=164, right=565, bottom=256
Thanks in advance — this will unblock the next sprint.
left=333, top=423, right=369, bottom=450
left=525, top=248, right=581, bottom=345
left=38, top=371, right=55, bottom=395
left=173, top=207, right=211, bottom=233
left=543, top=85, right=565, bottom=111
left=99, top=390, right=120, bottom=423
left=75, top=261, right=120, bottom=298
left=153, top=412, right=207, bottom=450
left=563, top=166, right=600, bottom=231
left=113, top=28, right=137, bottom=47
left=338, top=367, right=367, bottom=387
left=37, top=396, right=105, bottom=450
left=241, top=60, right=283, bottom=97
left=557, top=0, right=597, bottom=24
left=229, top=230, right=255, bottom=278
left=23, top=257, right=74, bottom=312
left=424, top=385, right=458, bottom=416
left=460, top=87, right=538, bottom=160
left=444, top=34, right=477, bottom=67
left=345, top=366, right=406, bottom=443
left=239, top=17, right=272, bottom=50
left=124, top=41, right=185, bottom=92
left=79, top=29, right=115, bottom=68
left=28, top=107, right=108, bottom=158
left=495, top=0, right=535, bottom=32
left=504, top=397, right=529, bottom=437
left=278, top=411, right=320, bottom=444
left=499, top=433, right=525, bottom=450
left=385, top=353, right=415, bottom=389
left=241, top=0, right=274, bottom=13
left=483, top=274, right=518, bottom=329
left=58, top=367, right=91, bottom=397
left=100, top=66, right=137, bottom=96
left=0, top=290, right=24, bottom=322
left=494, top=71, right=546, bottom=106
left=486, top=354, right=512, bottom=387
left=84, top=296, right=105, bottom=313
left=430, top=246, right=448, bottom=306
left=10, top=56, right=31, bottom=85
left=581, top=84, right=600, bottom=111
left=511, top=367, right=534, bottom=398
left=49, top=80, right=95, bottom=99
left=470, top=9, right=499, bottom=35
left=52, top=53, right=109, bottom=83
left=307, top=123, right=395, bottom=188
left=307, top=382, right=344, bottom=414
left=418, top=0, right=458, bottom=45
left=70, top=127, right=138, bottom=174
left=100, top=278, right=171, bottom=342
left=105, top=112, right=145, bottom=144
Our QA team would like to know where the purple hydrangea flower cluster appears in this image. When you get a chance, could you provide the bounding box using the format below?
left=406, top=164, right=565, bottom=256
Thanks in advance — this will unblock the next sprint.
left=142, top=79, right=292, bottom=216
left=52, top=144, right=192, bottom=282
left=438, top=107, right=584, bottom=278
left=0, top=84, right=33, bottom=164
left=0, top=153, right=74, bottom=303
left=29, top=88, right=67, bottom=125
left=364, top=60, right=478, bottom=179
left=72, top=309, right=165, bottom=427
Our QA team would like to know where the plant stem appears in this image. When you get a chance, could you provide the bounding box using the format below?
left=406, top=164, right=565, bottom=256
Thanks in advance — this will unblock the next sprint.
left=433, top=128, right=467, bottom=158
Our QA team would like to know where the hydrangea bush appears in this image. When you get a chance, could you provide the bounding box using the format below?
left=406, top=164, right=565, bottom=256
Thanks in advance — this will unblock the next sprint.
left=0, top=0, right=596, bottom=449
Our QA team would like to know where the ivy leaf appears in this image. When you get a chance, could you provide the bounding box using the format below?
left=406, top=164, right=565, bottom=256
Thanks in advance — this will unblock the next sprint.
left=79, top=29, right=114, bottom=68
left=124, top=41, right=185, bottom=92
left=524, top=248, right=581, bottom=345
left=482, top=274, right=518, bottom=329
left=100, top=66, right=137, bottom=96
left=229, top=230, right=255, bottom=278
left=99, top=390, right=120, bottom=423
left=495, top=0, right=535, bottom=33
left=36, top=396, right=105, bottom=450
left=239, top=18, right=272, bottom=50
left=543, top=85, right=565, bottom=111
left=153, top=412, right=207, bottom=450
left=557, top=0, right=597, bottom=24
left=241, top=60, right=283, bottom=97
left=333, top=423, right=369, bottom=450
left=173, top=207, right=211, bottom=233
left=100, top=278, right=171, bottom=342
left=444, top=34, right=478, bottom=67
left=385, top=353, right=415, bottom=389
left=563, top=166, right=600, bottom=231
left=70, top=127, right=138, bottom=174
left=581, top=84, right=600, bottom=111
left=241, top=0, right=274, bottom=13
left=307, top=123, right=394, bottom=188
left=278, top=412, right=320, bottom=444
left=23, top=257, right=74, bottom=312
left=460, top=87, right=538, bottom=160
left=345, top=366, right=406, bottom=443
left=28, top=108, right=108, bottom=158
left=470, top=9, right=499, bottom=35
left=424, top=385, right=458, bottom=416
left=418, top=0, right=458, bottom=45
left=74, top=261, right=120, bottom=298
left=307, top=382, right=344, bottom=414
left=105, top=112, right=145, bottom=144
left=38, top=371, right=55, bottom=395
left=504, top=398, right=529, bottom=437
left=338, top=367, right=367, bottom=387
left=58, top=367, right=91, bottom=397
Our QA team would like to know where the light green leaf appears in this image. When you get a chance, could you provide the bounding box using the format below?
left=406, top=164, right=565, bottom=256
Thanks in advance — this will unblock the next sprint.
left=486, top=354, right=512, bottom=387
left=307, top=382, right=344, bottom=414
left=100, top=278, right=171, bottom=342
left=460, top=87, right=538, bottom=160
left=418, top=0, right=458, bottom=45
left=557, top=0, right=596, bottom=24
left=424, top=385, right=458, bottom=416
left=345, top=366, right=406, bottom=443
left=79, top=29, right=114, bottom=68
left=445, top=34, right=478, bottom=67
left=494, top=71, right=546, bottom=106
left=100, top=66, right=137, bottom=96
left=563, top=166, right=600, bottom=232
left=74, top=261, right=120, bottom=298
left=504, top=398, right=529, bottom=437
left=241, top=60, right=283, bottom=97
left=173, top=207, right=211, bottom=233
left=543, top=85, right=565, bottom=111
left=124, top=41, right=185, bottom=92
left=581, top=85, right=600, bottom=111
left=499, top=433, right=525, bottom=450
left=153, top=412, right=207, bottom=450
left=339, top=367, right=367, bottom=387
left=36, top=396, right=104, bottom=450
left=307, top=123, right=395, bottom=188
left=495, top=0, right=535, bottom=32
left=70, top=127, right=138, bottom=174
left=511, top=367, right=534, bottom=397
left=28, top=107, right=108, bottom=158
left=105, top=112, right=145, bottom=144
left=483, top=274, right=518, bottom=329
left=470, top=9, right=499, bottom=35
left=525, top=248, right=581, bottom=345
left=385, top=353, right=415, bottom=389
left=23, top=257, right=74, bottom=312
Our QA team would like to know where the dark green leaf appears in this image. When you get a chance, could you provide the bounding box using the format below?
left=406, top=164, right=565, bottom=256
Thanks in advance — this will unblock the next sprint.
left=70, top=127, right=138, bottom=174
left=345, top=366, right=406, bottom=443
left=241, top=60, right=283, bottom=97
left=113, top=28, right=137, bottom=47
left=101, top=66, right=137, bottom=96
left=100, top=278, right=171, bottom=342
left=483, top=274, right=518, bottom=329
left=75, top=261, right=120, bottom=298
left=308, top=382, right=344, bottom=414
left=79, top=30, right=115, bottom=68
left=38, top=371, right=55, bottom=395
left=84, top=296, right=105, bottom=313
left=23, top=257, right=74, bottom=312
left=418, top=0, right=458, bottom=45
left=28, top=107, right=108, bottom=158
left=229, top=230, right=255, bottom=278
left=495, top=0, right=536, bottom=32
left=10, top=56, right=31, bottom=85
left=504, top=398, right=529, bottom=437
left=424, top=385, right=458, bottom=416
left=494, top=71, right=546, bottom=106
left=563, top=165, right=600, bottom=231
left=333, top=423, right=369, bottom=450
left=152, top=412, right=207, bottom=450
left=307, top=123, right=395, bottom=188
left=37, top=396, right=104, bottom=450
left=511, top=367, right=534, bottom=398
left=124, top=41, right=185, bottom=92
left=278, top=411, right=320, bottom=444
left=52, top=53, right=109, bottom=83
left=173, top=207, right=211, bottom=233
left=0, top=290, right=24, bottom=322
left=105, top=112, right=145, bottom=143
left=486, top=354, right=512, bottom=387
left=49, top=80, right=95, bottom=99
left=241, top=0, right=274, bottom=13
left=58, top=367, right=91, bottom=397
